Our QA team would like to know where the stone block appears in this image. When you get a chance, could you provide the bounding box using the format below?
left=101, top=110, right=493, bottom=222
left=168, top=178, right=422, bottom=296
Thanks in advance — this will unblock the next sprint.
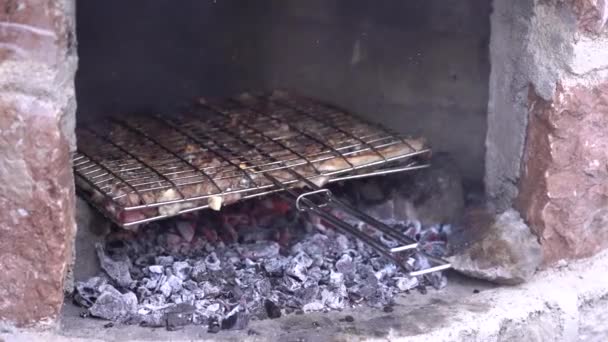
left=0, top=92, right=76, bottom=326
left=517, top=81, right=608, bottom=264
left=0, top=0, right=76, bottom=327
left=571, top=0, right=608, bottom=33
left=0, top=0, right=75, bottom=65
left=448, top=209, right=542, bottom=284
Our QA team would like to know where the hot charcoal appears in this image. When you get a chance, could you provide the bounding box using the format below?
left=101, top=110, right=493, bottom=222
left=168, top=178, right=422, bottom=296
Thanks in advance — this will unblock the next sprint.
left=74, top=192, right=450, bottom=331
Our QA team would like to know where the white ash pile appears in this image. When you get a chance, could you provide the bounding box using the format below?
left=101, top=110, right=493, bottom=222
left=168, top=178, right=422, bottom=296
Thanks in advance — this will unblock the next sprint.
left=73, top=196, right=449, bottom=332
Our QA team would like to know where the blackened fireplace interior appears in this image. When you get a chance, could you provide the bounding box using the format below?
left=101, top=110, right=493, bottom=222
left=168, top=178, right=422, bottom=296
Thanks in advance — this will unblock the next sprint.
left=65, top=0, right=492, bottom=337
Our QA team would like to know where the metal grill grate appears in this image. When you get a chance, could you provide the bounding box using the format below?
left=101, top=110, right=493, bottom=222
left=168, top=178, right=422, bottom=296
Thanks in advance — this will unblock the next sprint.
left=73, top=92, right=430, bottom=227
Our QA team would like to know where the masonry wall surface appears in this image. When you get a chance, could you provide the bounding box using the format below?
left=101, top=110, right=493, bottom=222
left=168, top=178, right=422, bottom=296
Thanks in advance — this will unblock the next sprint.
left=488, top=0, right=608, bottom=264
left=0, top=0, right=77, bottom=326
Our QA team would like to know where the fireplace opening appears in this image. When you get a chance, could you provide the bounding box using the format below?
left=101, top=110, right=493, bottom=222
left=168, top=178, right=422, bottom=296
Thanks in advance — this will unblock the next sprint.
left=64, top=0, right=496, bottom=337
left=5, top=0, right=608, bottom=337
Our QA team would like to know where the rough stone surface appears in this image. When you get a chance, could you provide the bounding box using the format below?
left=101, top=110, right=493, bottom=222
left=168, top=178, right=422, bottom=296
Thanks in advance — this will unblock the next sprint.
left=571, top=0, right=608, bottom=33
left=0, top=0, right=77, bottom=327
left=485, top=0, right=575, bottom=211
left=569, top=33, right=608, bottom=75
left=485, top=0, right=532, bottom=210
left=487, top=0, right=608, bottom=264
left=448, top=209, right=543, bottom=285
left=517, top=82, right=608, bottom=264
left=0, top=0, right=74, bottom=64
left=579, top=297, right=608, bottom=340
left=0, top=91, right=76, bottom=326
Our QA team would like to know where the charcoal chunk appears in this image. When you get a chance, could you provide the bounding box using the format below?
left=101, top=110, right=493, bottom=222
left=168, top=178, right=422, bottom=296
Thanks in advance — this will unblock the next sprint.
left=165, top=303, right=195, bottom=331
left=238, top=241, right=280, bottom=260
left=295, top=284, right=319, bottom=305
left=395, top=277, right=419, bottom=292
left=139, top=311, right=166, bottom=328
left=176, top=221, right=195, bottom=243
left=166, top=312, right=189, bottom=331
left=207, top=317, right=221, bottom=333
left=302, top=302, right=324, bottom=312
left=329, top=271, right=344, bottom=288
left=292, top=252, right=314, bottom=268
left=183, top=280, right=199, bottom=291
left=292, top=233, right=329, bottom=256
left=374, top=263, right=397, bottom=281
left=201, top=282, right=222, bottom=298
left=334, top=234, right=351, bottom=252
left=155, top=256, right=175, bottom=267
left=285, top=252, right=313, bottom=283
left=205, top=252, right=221, bottom=271
left=172, top=261, right=192, bottom=280
left=342, top=315, right=355, bottom=323
left=96, top=244, right=133, bottom=288
left=263, top=258, right=286, bottom=276
left=281, top=274, right=302, bottom=292
left=167, top=275, right=183, bottom=294
left=141, top=293, right=166, bottom=309
left=335, top=254, right=355, bottom=275
left=137, top=286, right=152, bottom=299
left=191, top=260, right=207, bottom=282
left=89, top=285, right=137, bottom=321
left=74, top=276, right=108, bottom=308
left=221, top=307, right=249, bottom=330
left=148, top=265, right=164, bottom=275
left=321, top=289, right=345, bottom=310
left=254, top=278, right=272, bottom=296
left=425, top=273, right=448, bottom=290
left=285, top=263, right=308, bottom=283
left=264, top=299, right=282, bottom=319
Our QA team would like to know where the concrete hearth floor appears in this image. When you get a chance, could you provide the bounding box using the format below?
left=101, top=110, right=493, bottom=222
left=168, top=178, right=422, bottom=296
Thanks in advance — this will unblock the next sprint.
left=2, top=250, right=608, bottom=342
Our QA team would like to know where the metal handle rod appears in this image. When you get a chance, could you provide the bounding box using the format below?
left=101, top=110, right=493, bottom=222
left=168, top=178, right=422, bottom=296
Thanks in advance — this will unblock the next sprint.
left=327, top=163, right=429, bottom=183
left=409, top=264, right=453, bottom=277
left=295, top=188, right=332, bottom=211
left=391, top=245, right=419, bottom=253
left=327, top=195, right=419, bottom=246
